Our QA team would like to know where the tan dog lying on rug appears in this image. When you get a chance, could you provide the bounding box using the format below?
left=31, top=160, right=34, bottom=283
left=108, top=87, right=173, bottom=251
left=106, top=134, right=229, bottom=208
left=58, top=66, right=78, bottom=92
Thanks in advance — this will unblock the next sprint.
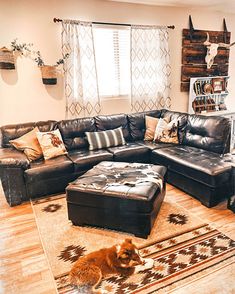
left=69, top=238, right=154, bottom=293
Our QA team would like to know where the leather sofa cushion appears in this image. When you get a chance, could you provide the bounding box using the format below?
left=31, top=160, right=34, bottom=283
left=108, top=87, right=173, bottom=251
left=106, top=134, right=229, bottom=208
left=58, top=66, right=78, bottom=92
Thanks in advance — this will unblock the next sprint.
left=68, top=149, right=113, bottom=172
left=67, top=161, right=166, bottom=213
left=107, top=143, right=150, bottom=162
left=152, top=145, right=231, bottom=187
left=182, top=114, right=231, bottom=154
left=161, top=109, right=188, bottom=143
left=127, top=110, right=161, bottom=141
left=95, top=114, right=131, bottom=141
left=1, top=121, right=57, bottom=148
left=58, top=117, right=96, bottom=151
left=136, top=140, right=174, bottom=151
left=25, top=155, right=74, bottom=183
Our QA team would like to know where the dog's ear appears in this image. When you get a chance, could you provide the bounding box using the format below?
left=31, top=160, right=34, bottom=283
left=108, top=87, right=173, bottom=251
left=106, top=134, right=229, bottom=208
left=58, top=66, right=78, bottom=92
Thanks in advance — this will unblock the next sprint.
left=116, top=244, right=122, bottom=257
left=116, top=244, right=121, bottom=253
left=116, top=244, right=129, bottom=259
left=125, top=238, right=132, bottom=244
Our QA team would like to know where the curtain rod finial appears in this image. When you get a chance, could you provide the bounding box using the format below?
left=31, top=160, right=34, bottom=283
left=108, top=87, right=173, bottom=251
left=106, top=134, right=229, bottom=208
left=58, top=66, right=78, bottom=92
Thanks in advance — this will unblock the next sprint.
left=54, top=18, right=62, bottom=23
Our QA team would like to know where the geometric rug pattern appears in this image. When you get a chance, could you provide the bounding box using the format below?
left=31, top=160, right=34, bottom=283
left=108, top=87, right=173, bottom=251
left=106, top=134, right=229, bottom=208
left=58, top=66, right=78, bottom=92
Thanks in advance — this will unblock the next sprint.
left=32, top=195, right=235, bottom=294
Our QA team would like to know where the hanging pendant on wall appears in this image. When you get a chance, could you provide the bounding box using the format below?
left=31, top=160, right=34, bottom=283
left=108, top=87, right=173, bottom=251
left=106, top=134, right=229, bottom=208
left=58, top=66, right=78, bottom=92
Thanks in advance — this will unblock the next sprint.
left=0, top=47, right=15, bottom=69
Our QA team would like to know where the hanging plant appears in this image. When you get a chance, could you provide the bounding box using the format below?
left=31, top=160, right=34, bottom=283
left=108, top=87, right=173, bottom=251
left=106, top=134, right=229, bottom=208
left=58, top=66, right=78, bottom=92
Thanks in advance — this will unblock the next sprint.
left=11, top=39, right=33, bottom=56
left=1, top=38, right=69, bottom=84
left=0, top=47, right=15, bottom=69
left=0, top=39, right=33, bottom=70
left=34, top=51, right=69, bottom=85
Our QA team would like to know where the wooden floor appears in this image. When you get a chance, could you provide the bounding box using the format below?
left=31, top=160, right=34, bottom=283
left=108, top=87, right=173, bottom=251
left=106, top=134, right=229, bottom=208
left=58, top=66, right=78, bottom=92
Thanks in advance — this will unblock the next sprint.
left=0, top=184, right=234, bottom=294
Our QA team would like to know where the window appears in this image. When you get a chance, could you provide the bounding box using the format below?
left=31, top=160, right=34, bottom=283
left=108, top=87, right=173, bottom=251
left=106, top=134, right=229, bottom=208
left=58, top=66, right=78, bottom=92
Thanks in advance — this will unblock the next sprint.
left=93, top=25, right=130, bottom=97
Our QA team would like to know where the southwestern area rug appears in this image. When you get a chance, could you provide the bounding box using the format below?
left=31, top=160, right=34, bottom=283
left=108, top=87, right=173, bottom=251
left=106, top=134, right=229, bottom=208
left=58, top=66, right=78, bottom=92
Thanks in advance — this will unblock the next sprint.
left=32, top=195, right=235, bottom=294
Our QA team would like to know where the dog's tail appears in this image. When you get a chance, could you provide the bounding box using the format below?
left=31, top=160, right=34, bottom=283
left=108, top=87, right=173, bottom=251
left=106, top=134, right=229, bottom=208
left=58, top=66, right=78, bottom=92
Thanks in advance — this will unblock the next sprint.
left=69, top=285, right=93, bottom=294
left=69, top=267, right=103, bottom=294
left=69, top=271, right=79, bottom=286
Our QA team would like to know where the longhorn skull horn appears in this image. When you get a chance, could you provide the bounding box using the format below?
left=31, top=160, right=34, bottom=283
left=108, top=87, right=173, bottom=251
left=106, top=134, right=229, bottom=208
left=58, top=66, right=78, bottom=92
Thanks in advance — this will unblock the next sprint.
left=203, top=32, right=211, bottom=46
left=218, top=41, right=235, bottom=48
left=204, top=32, right=235, bottom=48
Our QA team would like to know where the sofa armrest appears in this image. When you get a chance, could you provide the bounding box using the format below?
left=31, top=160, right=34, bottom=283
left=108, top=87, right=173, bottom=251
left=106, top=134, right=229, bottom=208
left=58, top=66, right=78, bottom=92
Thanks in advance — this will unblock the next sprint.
left=0, top=148, right=30, bottom=169
left=0, top=148, right=29, bottom=206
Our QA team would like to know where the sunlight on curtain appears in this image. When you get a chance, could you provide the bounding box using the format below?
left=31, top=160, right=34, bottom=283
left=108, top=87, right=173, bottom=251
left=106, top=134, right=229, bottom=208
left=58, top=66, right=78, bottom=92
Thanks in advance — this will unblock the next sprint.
left=131, top=26, right=171, bottom=112
left=62, top=20, right=101, bottom=118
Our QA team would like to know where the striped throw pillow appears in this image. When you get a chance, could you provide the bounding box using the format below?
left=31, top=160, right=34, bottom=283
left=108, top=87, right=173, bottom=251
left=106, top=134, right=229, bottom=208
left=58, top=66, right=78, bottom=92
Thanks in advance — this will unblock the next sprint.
left=86, top=127, right=126, bottom=151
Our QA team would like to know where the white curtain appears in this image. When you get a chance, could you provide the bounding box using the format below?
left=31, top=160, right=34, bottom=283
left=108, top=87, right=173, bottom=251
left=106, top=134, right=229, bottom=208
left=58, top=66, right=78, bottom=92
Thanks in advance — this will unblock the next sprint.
left=131, top=25, right=171, bottom=112
left=62, top=20, right=101, bottom=118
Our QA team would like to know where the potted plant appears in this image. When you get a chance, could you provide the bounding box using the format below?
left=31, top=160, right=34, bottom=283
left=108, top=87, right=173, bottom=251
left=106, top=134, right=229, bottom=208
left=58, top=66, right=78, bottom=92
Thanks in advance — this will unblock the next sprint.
left=0, top=39, right=33, bottom=70
left=34, top=51, right=69, bottom=85
left=0, top=46, right=15, bottom=69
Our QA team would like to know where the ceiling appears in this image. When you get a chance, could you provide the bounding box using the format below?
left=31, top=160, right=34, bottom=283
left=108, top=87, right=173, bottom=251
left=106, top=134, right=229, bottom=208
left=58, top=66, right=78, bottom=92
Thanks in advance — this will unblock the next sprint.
left=108, top=0, right=235, bottom=14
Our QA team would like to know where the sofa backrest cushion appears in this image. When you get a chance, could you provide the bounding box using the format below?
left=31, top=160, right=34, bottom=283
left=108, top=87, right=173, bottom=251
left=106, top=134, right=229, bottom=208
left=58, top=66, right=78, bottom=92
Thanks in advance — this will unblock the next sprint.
left=0, top=121, right=57, bottom=148
left=58, top=117, right=96, bottom=151
left=95, top=114, right=131, bottom=141
left=160, top=109, right=188, bottom=144
left=183, top=114, right=231, bottom=154
left=127, top=110, right=161, bottom=141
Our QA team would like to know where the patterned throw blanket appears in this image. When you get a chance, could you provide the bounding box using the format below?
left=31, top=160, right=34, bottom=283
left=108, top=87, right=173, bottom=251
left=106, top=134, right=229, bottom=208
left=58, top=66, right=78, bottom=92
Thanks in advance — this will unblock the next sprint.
left=70, top=161, right=164, bottom=193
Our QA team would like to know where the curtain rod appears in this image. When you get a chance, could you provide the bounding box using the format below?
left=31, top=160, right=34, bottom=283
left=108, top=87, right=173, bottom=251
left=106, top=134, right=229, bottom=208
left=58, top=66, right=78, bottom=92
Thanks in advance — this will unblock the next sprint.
left=53, top=18, right=175, bottom=29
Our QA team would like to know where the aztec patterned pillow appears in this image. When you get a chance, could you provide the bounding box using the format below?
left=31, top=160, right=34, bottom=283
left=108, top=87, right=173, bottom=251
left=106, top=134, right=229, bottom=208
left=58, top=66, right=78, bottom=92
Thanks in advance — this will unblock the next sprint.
left=86, top=127, right=126, bottom=151
left=154, top=118, right=179, bottom=144
left=36, top=129, right=67, bottom=160
left=10, top=127, right=43, bottom=161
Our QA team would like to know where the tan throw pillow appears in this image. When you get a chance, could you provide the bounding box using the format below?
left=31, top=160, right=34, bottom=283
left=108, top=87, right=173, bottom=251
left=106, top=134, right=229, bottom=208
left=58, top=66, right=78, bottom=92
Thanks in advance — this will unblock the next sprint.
left=36, top=129, right=67, bottom=160
left=144, top=116, right=159, bottom=141
left=154, top=118, right=179, bottom=144
left=9, top=127, right=43, bottom=161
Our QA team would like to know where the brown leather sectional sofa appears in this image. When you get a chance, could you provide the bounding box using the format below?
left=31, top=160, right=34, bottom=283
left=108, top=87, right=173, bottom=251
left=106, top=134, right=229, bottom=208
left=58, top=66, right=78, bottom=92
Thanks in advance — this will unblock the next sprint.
left=0, top=109, right=232, bottom=207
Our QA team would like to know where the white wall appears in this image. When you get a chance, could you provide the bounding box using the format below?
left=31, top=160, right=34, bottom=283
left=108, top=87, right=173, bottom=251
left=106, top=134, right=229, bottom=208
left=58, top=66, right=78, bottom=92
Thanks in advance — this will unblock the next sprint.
left=1, top=0, right=235, bottom=125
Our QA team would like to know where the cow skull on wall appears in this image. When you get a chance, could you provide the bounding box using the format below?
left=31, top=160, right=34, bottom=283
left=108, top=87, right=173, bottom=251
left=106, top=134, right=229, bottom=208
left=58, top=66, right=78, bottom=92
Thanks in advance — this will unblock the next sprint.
left=203, top=32, right=235, bottom=69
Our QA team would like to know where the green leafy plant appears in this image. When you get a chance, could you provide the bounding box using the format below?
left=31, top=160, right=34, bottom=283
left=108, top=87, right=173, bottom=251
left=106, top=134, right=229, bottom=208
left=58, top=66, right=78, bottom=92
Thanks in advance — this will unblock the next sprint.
left=11, top=39, right=33, bottom=54
left=10, top=39, right=69, bottom=67
left=34, top=51, right=69, bottom=67
left=34, top=51, right=44, bottom=66
left=56, top=54, right=69, bottom=66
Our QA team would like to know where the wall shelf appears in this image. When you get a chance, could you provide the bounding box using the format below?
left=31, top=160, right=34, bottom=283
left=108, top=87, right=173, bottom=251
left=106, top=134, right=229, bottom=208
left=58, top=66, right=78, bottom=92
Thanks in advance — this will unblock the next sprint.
left=188, top=76, right=235, bottom=150
left=188, top=76, right=229, bottom=114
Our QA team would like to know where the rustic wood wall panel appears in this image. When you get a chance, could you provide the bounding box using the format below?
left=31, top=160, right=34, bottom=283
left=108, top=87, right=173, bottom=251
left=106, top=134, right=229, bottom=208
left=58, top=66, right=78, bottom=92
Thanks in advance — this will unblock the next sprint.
left=181, top=29, right=231, bottom=92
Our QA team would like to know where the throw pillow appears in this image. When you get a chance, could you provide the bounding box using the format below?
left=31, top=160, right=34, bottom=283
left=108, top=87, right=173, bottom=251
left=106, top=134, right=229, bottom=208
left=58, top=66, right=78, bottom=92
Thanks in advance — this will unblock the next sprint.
left=36, top=129, right=67, bottom=160
left=154, top=118, right=179, bottom=144
left=86, top=127, right=126, bottom=151
left=9, top=127, right=43, bottom=161
left=144, top=116, right=159, bottom=141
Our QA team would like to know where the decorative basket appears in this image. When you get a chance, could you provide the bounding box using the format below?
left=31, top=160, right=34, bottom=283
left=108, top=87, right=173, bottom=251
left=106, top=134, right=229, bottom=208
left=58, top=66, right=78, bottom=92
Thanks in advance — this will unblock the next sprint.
left=0, top=47, right=15, bottom=69
left=40, top=65, right=57, bottom=85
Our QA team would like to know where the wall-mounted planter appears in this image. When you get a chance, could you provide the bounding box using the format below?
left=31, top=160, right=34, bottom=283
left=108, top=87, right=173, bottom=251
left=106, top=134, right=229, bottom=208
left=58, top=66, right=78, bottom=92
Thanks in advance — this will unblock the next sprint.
left=0, top=47, right=15, bottom=69
left=40, top=65, right=57, bottom=85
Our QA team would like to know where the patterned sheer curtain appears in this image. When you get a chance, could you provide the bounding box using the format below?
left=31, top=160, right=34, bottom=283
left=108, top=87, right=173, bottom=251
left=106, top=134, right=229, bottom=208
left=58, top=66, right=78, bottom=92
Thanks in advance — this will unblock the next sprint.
left=131, top=25, right=171, bottom=112
left=62, top=20, right=101, bottom=118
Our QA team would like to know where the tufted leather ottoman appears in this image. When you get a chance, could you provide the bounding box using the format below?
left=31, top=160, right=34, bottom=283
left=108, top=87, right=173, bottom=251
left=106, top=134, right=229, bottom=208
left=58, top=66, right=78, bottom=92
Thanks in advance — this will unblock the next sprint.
left=66, top=161, right=166, bottom=238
